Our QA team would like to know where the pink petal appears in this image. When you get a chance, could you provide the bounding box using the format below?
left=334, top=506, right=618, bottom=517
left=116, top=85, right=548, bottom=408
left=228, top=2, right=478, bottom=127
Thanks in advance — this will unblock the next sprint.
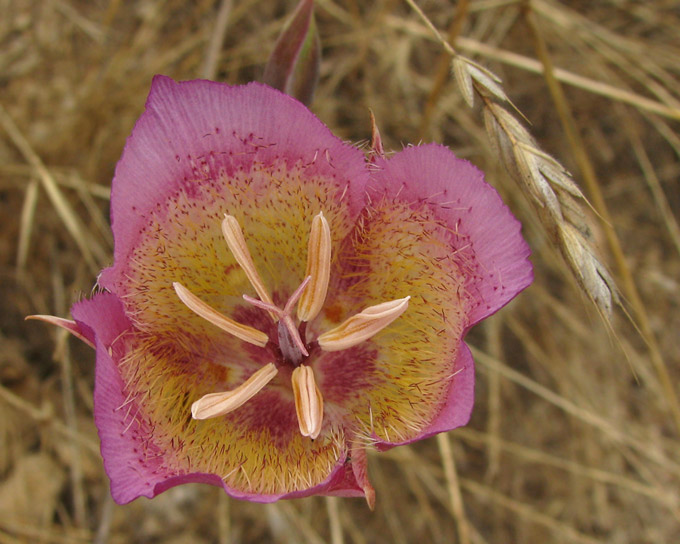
left=152, top=456, right=361, bottom=504
left=374, top=343, right=474, bottom=449
left=96, top=330, right=357, bottom=503
left=403, top=342, right=475, bottom=441
left=70, top=292, right=132, bottom=346
left=72, top=293, right=362, bottom=503
left=71, top=294, right=166, bottom=503
left=91, top=333, right=169, bottom=504
left=422, top=342, right=475, bottom=436
left=100, top=76, right=369, bottom=291
left=369, top=144, right=533, bottom=325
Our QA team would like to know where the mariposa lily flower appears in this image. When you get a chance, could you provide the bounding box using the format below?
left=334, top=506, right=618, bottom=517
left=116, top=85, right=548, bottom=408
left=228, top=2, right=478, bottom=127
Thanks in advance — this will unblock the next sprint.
left=31, top=76, right=532, bottom=507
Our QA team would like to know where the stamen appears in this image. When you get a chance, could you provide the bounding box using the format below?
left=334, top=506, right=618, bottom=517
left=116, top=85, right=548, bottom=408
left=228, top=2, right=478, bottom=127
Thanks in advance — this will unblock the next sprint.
left=297, top=212, right=331, bottom=322
left=222, top=215, right=275, bottom=311
left=191, top=363, right=278, bottom=419
left=173, top=282, right=268, bottom=347
left=317, top=297, right=410, bottom=351
left=243, top=276, right=312, bottom=359
left=25, top=315, right=94, bottom=348
left=291, top=365, right=324, bottom=439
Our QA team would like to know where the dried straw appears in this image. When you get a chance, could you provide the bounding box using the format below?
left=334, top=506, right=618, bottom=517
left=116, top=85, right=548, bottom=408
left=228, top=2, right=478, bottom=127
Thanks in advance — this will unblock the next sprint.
left=1, top=1, right=678, bottom=542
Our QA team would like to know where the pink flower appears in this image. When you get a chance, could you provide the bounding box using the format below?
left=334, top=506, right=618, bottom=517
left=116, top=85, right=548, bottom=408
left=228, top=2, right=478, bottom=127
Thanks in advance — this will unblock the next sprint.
left=37, top=76, right=532, bottom=506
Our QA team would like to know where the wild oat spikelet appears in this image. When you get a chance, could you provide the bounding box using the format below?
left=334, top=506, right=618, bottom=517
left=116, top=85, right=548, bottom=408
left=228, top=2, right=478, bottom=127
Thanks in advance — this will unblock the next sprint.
left=405, top=0, right=617, bottom=317
left=456, top=55, right=618, bottom=316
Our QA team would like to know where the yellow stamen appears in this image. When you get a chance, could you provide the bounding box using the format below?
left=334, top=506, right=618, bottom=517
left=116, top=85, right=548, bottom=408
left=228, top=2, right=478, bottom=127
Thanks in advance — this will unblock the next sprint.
left=291, top=365, right=324, bottom=439
left=317, top=297, right=410, bottom=351
left=173, top=282, right=268, bottom=347
left=222, top=215, right=275, bottom=312
left=191, top=363, right=278, bottom=419
left=25, top=315, right=95, bottom=348
left=297, top=212, right=331, bottom=322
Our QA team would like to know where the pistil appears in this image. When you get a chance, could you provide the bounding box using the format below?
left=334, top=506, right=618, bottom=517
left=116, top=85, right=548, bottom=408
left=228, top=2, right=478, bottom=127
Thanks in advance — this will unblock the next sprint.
left=243, top=275, right=312, bottom=362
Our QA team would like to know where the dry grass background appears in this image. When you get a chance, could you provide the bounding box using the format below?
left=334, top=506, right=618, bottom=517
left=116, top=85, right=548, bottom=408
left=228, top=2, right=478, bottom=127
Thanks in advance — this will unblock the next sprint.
left=1, top=0, right=679, bottom=542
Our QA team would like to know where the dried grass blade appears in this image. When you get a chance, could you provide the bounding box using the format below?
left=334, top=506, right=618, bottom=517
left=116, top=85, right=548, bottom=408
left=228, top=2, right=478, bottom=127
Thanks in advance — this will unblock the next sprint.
left=437, top=433, right=470, bottom=544
left=17, top=178, right=39, bottom=272
left=523, top=5, right=680, bottom=434
left=0, top=104, right=103, bottom=275
left=460, top=478, right=605, bottom=544
left=471, top=346, right=680, bottom=478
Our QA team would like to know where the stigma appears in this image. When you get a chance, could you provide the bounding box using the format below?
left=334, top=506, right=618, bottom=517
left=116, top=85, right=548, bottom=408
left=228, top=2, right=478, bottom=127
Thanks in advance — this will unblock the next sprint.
left=174, top=212, right=409, bottom=439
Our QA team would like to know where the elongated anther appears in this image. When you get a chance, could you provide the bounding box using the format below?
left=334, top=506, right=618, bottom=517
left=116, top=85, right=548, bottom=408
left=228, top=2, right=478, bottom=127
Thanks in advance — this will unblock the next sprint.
left=297, top=212, right=331, bottom=322
left=222, top=215, right=275, bottom=311
left=25, top=315, right=95, bottom=348
left=191, top=363, right=278, bottom=419
left=317, top=297, right=410, bottom=351
left=291, top=365, right=324, bottom=439
left=173, top=282, right=268, bottom=347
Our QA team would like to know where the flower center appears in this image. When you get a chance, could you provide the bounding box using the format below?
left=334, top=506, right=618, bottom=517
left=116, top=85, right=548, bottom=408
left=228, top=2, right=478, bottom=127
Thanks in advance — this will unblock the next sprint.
left=243, top=275, right=312, bottom=365
left=173, top=212, right=409, bottom=439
